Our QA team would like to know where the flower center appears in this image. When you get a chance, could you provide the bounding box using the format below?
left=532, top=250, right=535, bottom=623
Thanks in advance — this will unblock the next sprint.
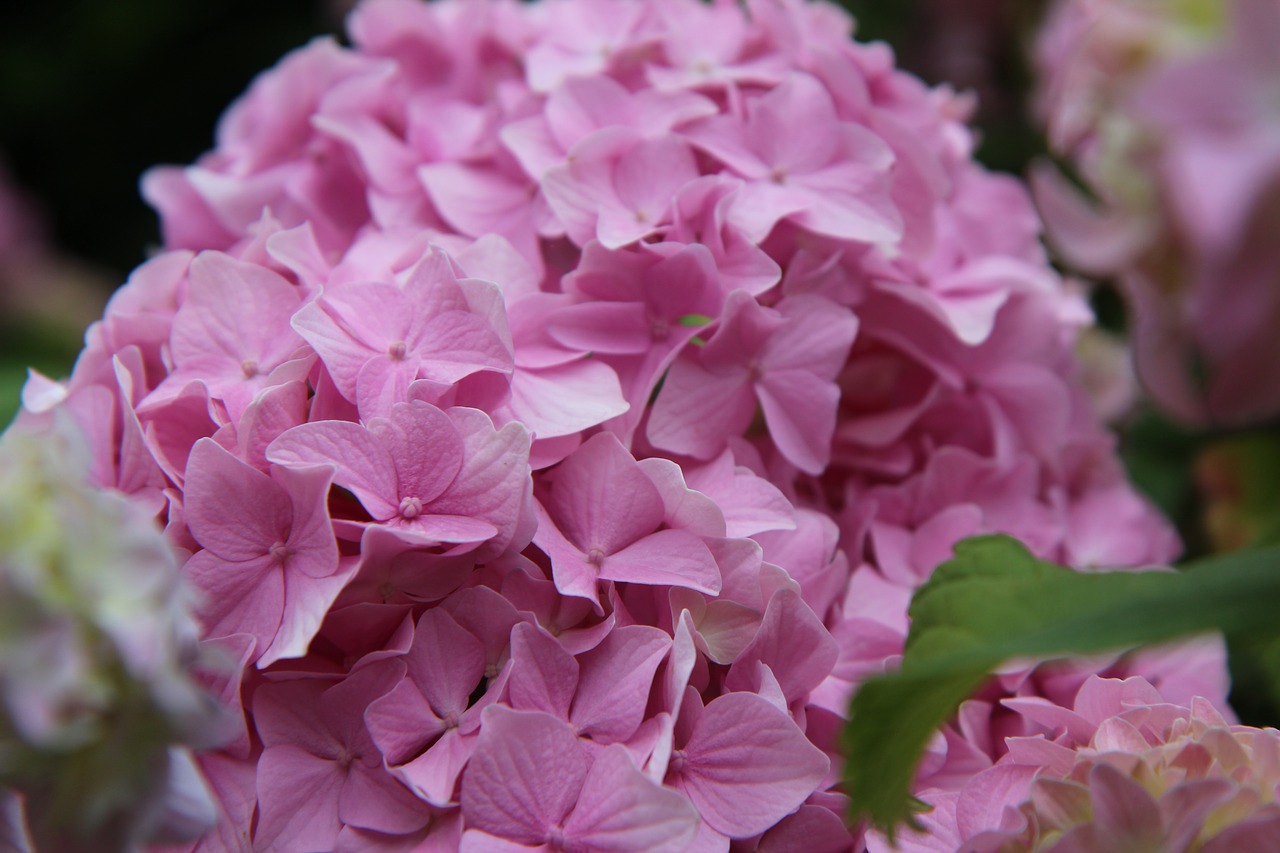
left=668, top=749, right=687, bottom=775
left=268, top=540, right=291, bottom=564
left=399, top=496, right=423, bottom=519
left=240, top=359, right=260, bottom=379
left=586, top=547, right=606, bottom=567
left=387, top=340, right=408, bottom=361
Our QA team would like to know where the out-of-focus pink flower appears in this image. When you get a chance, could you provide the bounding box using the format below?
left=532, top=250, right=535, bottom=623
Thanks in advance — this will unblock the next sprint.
left=900, top=676, right=1280, bottom=852
left=1034, top=0, right=1280, bottom=426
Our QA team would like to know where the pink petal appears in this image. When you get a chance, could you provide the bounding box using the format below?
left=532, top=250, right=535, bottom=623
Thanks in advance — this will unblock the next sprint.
left=267, top=420, right=399, bottom=519
left=184, top=438, right=291, bottom=561
left=599, top=529, right=722, bottom=595
left=570, top=626, right=671, bottom=743
left=508, top=622, right=579, bottom=720
left=462, top=706, right=588, bottom=843
left=254, top=744, right=344, bottom=853
left=673, top=692, right=828, bottom=838
left=564, top=745, right=699, bottom=853
left=544, top=432, right=664, bottom=555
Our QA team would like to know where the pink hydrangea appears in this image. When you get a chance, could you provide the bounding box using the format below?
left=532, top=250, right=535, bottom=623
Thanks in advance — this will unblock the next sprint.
left=1033, top=0, right=1280, bottom=426
left=876, top=675, right=1280, bottom=852
left=14, top=0, right=1232, bottom=850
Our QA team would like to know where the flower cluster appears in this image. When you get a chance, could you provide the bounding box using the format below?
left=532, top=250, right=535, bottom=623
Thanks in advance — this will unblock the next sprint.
left=0, top=425, right=223, bottom=852
left=12, top=0, right=1232, bottom=850
left=1033, top=0, right=1280, bottom=426
left=888, top=675, right=1280, bottom=852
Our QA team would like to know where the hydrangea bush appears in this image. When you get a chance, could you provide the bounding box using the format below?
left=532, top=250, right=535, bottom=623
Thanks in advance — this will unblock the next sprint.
left=7, top=0, right=1254, bottom=850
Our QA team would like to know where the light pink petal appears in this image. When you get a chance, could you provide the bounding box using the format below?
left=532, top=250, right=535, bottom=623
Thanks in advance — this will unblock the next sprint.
left=355, top=356, right=423, bottom=418
left=756, top=369, right=839, bottom=474
left=564, top=745, right=699, bottom=853
left=184, top=438, right=291, bottom=561
left=254, top=745, right=344, bottom=853
left=184, top=550, right=281, bottom=656
left=505, top=359, right=629, bottom=439
left=462, top=706, right=589, bottom=843
left=267, top=420, right=399, bottom=519
left=339, top=762, right=430, bottom=835
left=170, top=252, right=305, bottom=381
left=366, top=679, right=446, bottom=767
left=407, top=609, right=487, bottom=721
left=1087, top=763, right=1163, bottom=848
left=236, top=380, right=309, bottom=472
left=274, top=461, right=341, bottom=579
left=544, top=432, right=664, bottom=554
left=547, top=301, right=653, bottom=355
left=460, top=831, right=548, bottom=853
left=647, top=361, right=756, bottom=461
left=400, top=728, right=476, bottom=806
left=375, top=401, right=465, bottom=503
left=762, top=297, right=858, bottom=376
left=262, top=568, right=355, bottom=667
left=571, top=626, right=671, bottom=743
left=955, top=764, right=1039, bottom=840
left=508, top=622, right=579, bottom=720
left=599, top=529, right=722, bottom=595
left=751, top=75, right=844, bottom=171
left=533, top=504, right=605, bottom=604
left=674, top=692, right=828, bottom=838
left=725, top=589, right=837, bottom=705
left=428, top=409, right=533, bottom=556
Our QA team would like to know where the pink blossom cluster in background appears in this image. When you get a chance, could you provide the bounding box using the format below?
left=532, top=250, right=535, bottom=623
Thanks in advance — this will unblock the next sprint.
left=875, top=675, right=1280, bottom=852
left=9, top=0, right=1250, bottom=849
left=1033, top=0, right=1280, bottom=427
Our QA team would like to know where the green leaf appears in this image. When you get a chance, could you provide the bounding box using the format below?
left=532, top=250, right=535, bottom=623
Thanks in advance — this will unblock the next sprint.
left=677, top=314, right=714, bottom=327
left=844, top=535, right=1280, bottom=838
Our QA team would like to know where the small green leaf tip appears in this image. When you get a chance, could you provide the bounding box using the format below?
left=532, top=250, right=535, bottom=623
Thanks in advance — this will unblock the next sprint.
left=678, top=313, right=715, bottom=327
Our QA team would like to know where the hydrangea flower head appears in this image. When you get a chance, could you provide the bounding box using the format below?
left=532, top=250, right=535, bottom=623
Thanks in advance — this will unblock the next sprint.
left=13, top=0, right=1215, bottom=849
